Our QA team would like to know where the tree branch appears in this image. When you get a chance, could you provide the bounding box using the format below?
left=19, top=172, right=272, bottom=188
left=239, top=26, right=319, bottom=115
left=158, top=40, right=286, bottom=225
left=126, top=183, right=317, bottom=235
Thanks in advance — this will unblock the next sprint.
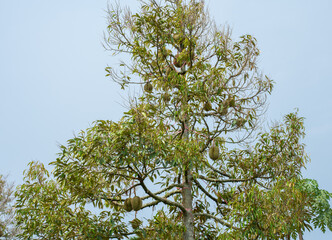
left=198, top=174, right=255, bottom=184
left=139, top=178, right=186, bottom=212
left=194, top=213, right=239, bottom=230
left=193, top=179, right=227, bottom=205
left=141, top=183, right=183, bottom=200
left=202, top=160, right=231, bottom=178
left=141, top=189, right=182, bottom=210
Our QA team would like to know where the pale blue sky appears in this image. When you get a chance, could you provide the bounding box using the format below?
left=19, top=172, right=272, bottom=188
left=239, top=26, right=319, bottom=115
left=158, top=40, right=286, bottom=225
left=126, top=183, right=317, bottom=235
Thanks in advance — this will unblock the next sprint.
left=1, top=0, right=331, bottom=238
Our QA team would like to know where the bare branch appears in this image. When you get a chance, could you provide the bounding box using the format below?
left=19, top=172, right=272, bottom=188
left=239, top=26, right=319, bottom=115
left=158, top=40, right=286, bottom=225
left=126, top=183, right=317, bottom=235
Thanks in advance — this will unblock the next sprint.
left=139, top=177, right=186, bottom=212
left=141, top=189, right=182, bottom=210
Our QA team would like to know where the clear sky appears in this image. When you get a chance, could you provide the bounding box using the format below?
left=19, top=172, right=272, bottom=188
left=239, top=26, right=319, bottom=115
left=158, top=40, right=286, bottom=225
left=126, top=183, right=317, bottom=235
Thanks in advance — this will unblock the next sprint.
left=1, top=0, right=331, bottom=238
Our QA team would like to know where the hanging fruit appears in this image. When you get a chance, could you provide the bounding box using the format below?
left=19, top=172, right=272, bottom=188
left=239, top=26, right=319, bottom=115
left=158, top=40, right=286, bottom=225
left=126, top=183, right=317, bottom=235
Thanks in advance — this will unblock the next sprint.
left=209, top=141, right=219, bottom=160
left=144, top=82, right=153, bottom=93
left=229, top=97, right=236, bottom=107
left=123, top=198, right=133, bottom=212
left=204, top=101, right=212, bottom=111
left=236, top=118, right=246, bottom=128
left=131, top=196, right=143, bottom=211
left=130, top=218, right=142, bottom=229
left=162, top=92, right=171, bottom=102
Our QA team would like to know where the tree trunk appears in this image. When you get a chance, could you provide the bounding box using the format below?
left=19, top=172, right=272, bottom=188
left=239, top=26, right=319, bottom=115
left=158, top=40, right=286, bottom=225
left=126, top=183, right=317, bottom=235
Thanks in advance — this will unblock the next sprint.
left=182, top=169, right=194, bottom=240
left=298, top=230, right=303, bottom=240
left=182, top=115, right=194, bottom=240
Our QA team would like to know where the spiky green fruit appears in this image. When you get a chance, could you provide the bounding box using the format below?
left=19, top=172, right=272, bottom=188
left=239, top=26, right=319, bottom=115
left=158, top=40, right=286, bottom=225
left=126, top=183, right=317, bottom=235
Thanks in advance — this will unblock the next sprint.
left=131, top=196, right=143, bottom=211
left=229, top=98, right=236, bottom=107
left=204, top=102, right=212, bottom=111
left=236, top=118, right=246, bottom=128
left=130, top=218, right=142, bottom=229
left=162, top=93, right=171, bottom=102
left=123, top=198, right=132, bottom=212
left=144, top=82, right=153, bottom=93
left=209, top=142, right=219, bottom=160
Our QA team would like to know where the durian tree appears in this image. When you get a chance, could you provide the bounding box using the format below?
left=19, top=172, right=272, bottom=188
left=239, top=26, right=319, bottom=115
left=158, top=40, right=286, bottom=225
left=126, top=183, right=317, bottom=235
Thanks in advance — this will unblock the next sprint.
left=14, top=0, right=332, bottom=239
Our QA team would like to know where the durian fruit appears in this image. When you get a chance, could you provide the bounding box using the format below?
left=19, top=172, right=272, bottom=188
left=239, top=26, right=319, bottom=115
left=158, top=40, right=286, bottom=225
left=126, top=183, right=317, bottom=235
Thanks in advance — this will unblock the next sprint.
left=229, top=97, right=236, bottom=108
left=144, top=82, right=153, bottom=93
left=130, top=218, right=142, bottom=229
left=162, top=93, right=171, bottom=102
left=123, top=198, right=133, bottom=212
left=236, top=118, right=246, bottom=128
left=204, top=101, right=212, bottom=111
left=209, top=141, right=219, bottom=160
left=131, top=196, right=143, bottom=211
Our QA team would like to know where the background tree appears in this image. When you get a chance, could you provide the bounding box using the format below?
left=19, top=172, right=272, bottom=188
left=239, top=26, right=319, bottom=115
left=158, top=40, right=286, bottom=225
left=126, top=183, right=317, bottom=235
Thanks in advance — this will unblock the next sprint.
left=0, top=175, right=20, bottom=239
left=14, top=0, right=332, bottom=239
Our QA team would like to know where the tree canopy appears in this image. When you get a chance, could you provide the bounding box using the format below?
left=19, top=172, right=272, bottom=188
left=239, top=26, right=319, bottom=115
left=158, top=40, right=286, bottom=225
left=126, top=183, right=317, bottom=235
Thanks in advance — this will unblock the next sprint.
left=14, top=0, right=332, bottom=239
